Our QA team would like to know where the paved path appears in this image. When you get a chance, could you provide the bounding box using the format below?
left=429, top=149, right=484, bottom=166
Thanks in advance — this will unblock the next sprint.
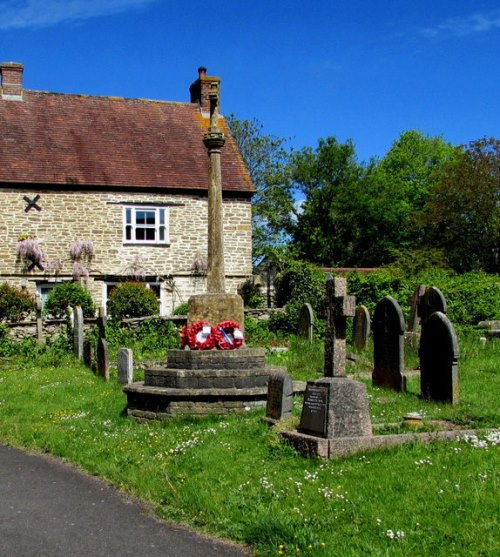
left=0, top=444, right=250, bottom=557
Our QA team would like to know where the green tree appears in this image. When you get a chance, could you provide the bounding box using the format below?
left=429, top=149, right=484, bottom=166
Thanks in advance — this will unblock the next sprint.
left=290, top=136, right=366, bottom=266
left=226, top=115, right=294, bottom=263
left=107, top=282, right=159, bottom=319
left=420, top=138, right=500, bottom=273
left=45, top=282, right=95, bottom=318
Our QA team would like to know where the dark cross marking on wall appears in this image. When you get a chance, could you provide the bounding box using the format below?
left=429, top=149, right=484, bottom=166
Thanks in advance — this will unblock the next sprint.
left=23, top=195, right=42, bottom=212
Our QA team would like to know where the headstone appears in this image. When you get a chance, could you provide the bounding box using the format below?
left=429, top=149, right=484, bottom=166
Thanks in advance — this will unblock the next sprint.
left=73, top=305, right=84, bottom=361
left=117, top=348, right=134, bottom=385
left=372, top=296, right=405, bottom=391
left=408, top=284, right=426, bottom=332
left=420, top=312, right=459, bottom=404
left=352, top=305, right=370, bottom=350
left=298, top=303, right=315, bottom=342
left=83, top=339, right=94, bottom=369
left=299, top=378, right=372, bottom=438
left=35, top=293, right=45, bottom=346
left=323, top=277, right=356, bottom=377
left=97, top=306, right=107, bottom=339
left=420, top=286, right=447, bottom=324
left=96, top=337, right=110, bottom=381
left=265, top=372, right=293, bottom=421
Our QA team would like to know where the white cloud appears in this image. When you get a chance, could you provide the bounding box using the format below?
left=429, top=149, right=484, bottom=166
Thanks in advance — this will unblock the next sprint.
left=421, top=10, right=500, bottom=39
left=0, top=0, right=157, bottom=30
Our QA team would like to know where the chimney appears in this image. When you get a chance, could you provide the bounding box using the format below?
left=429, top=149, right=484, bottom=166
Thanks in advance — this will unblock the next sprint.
left=1, top=62, right=24, bottom=100
left=189, top=66, right=220, bottom=115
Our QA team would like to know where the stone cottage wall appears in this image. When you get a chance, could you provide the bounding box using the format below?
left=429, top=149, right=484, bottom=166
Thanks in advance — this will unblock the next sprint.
left=0, top=188, right=252, bottom=313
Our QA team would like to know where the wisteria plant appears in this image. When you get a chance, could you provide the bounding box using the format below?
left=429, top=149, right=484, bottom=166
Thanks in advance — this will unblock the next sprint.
left=16, top=237, right=46, bottom=270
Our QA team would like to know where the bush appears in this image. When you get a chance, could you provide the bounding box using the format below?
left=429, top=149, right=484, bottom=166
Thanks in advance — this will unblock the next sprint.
left=172, top=302, right=189, bottom=315
left=45, top=282, right=95, bottom=318
left=239, top=278, right=265, bottom=308
left=107, top=282, right=158, bottom=319
left=0, top=283, right=36, bottom=322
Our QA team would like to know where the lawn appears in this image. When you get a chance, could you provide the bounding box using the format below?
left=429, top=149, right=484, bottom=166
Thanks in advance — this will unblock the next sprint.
left=0, top=332, right=498, bottom=556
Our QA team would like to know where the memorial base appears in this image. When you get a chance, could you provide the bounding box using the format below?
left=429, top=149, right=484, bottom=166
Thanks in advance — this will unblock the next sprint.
left=188, top=293, right=244, bottom=329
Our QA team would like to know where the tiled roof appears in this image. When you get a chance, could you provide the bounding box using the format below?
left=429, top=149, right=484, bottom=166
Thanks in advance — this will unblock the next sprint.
left=0, top=90, right=253, bottom=193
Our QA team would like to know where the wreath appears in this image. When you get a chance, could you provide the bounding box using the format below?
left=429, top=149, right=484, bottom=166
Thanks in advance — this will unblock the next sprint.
left=214, top=320, right=244, bottom=350
left=183, top=321, right=216, bottom=350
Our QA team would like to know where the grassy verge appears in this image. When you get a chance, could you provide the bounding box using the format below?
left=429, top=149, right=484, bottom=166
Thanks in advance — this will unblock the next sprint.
left=0, top=335, right=498, bottom=556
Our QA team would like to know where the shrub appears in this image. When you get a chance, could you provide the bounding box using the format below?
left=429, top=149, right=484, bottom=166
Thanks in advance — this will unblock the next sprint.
left=0, top=283, right=36, bottom=322
left=239, top=278, right=265, bottom=308
left=107, top=282, right=158, bottom=319
left=173, top=302, right=189, bottom=315
left=44, top=282, right=95, bottom=318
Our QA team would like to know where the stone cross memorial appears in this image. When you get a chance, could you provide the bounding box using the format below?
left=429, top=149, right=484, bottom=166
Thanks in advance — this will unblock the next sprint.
left=323, top=277, right=356, bottom=377
left=420, top=311, right=459, bottom=404
left=372, top=296, right=405, bottom=391
left=407, top=284, right=426, bottom=332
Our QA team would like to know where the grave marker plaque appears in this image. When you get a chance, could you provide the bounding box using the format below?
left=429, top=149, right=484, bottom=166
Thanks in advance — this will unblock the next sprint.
left=420, top=286, right=447, bottom=324
left=83, top=339, right=94, bottom=369
left=266, top=372, right=293, bottom=420
left=118, top=348, right=134, bottom=386
left=96, top=337, right=110, bottom=381
left=299, top=381, right=330, bottom=437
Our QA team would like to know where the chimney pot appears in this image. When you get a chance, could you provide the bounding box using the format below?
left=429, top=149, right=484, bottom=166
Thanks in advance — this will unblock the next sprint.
left=1, top=62, right=24, bottom=100
left=198, top=66, right=207, bottom=78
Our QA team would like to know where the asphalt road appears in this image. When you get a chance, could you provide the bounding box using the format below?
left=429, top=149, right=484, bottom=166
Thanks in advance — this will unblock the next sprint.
left=0, top=444, right=250, bottom=557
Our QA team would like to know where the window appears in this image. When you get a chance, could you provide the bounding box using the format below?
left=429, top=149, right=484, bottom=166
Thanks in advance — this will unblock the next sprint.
left=123, top=206, right=168, bottom=244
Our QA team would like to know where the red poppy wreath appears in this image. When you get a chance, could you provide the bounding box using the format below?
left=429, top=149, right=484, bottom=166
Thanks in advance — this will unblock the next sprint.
left=183, top=321, right=216, bottom=350
left=215, top=320, right=244, bottom=350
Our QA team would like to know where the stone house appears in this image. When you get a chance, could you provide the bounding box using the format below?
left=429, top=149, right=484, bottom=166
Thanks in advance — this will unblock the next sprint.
left=0, top=63, right=253, bottom=315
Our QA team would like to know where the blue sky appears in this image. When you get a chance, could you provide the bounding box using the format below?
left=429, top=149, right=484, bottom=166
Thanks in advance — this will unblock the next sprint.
left=0, top=0, right=499, bottom=162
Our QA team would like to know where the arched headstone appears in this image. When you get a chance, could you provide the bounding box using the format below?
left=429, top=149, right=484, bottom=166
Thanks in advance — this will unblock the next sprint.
left=420, top=312, right=459, bottom=404
left=372, top=296, right=405, bottom=391
left=420, top=286, right=447, bottom=324
left=353, top=305, right=370, bottom=350
left=298, top=303, right=315, bottom=342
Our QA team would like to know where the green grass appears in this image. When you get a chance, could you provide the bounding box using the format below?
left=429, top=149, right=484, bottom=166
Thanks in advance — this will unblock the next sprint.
left=0, top=334, right=498, bottom=556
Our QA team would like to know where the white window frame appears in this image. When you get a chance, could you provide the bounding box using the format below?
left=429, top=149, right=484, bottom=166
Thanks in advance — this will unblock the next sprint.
left=123, top=206, right=169, bottom=245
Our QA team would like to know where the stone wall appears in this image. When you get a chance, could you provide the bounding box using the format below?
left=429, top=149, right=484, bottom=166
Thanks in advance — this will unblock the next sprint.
left=0, top=188, right=252, bottom=313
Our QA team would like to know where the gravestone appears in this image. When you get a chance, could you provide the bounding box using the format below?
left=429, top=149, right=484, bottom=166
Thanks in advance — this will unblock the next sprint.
left=118, top=348, right=134, bottom=386
left=408, top=284, right=426, bottom=332
left=265, top=372, right=293, bottom=421
left=298, top=303, right=315, bottom=342
left=73, top=306, right=84, bottom=361
left=420, top=312, right=459, bottom=404
left=299, top=378, right=372, bottom=438
left=96, top=337, right=110, bottom=381
left=353, top=305, right=370, bottom=350
left=323, top=277, right=356, bottom=377
left=372, top=296, right=405, bottom=391
left=97, top=306, right=107, bottom=340
left=83, top=339, right=94, bottom=369
left=420, top=286, right=447, bottom=324
left=35, top=293, right=45, bottom=346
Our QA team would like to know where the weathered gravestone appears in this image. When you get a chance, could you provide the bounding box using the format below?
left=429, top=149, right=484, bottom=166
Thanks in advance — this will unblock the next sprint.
left=353, top=305, right=370, bottom=350
left=265, top=372, right=293, bottom=422
left=96, top=337, right=110, bottom=381
left=372, top=296, right=405, bottom=391
left=73, top=306, right=84, bottom=361
left=117, top=348, right=134, bottom=386
left=407, top=284, right=426, bottom=332
left=323, top=277, right=356, bottom=377
left=35, top=293, right=45, bottom=346
left=298, top=278, right=371, bottom=440
left=97, top=306, right=107, bottom=339
left=83, top=339, right=94, bottom=369
left=298, top=303, right=315, bottom=343
left=420, top=286, right=447, bottom=324
left=420, top=311, right=459, bottom=404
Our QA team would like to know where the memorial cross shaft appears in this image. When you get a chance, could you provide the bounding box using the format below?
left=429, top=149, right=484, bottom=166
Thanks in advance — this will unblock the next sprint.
left=324, top=277, right=356, bottom=377
left=203, top=79, right=226, bottom=294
